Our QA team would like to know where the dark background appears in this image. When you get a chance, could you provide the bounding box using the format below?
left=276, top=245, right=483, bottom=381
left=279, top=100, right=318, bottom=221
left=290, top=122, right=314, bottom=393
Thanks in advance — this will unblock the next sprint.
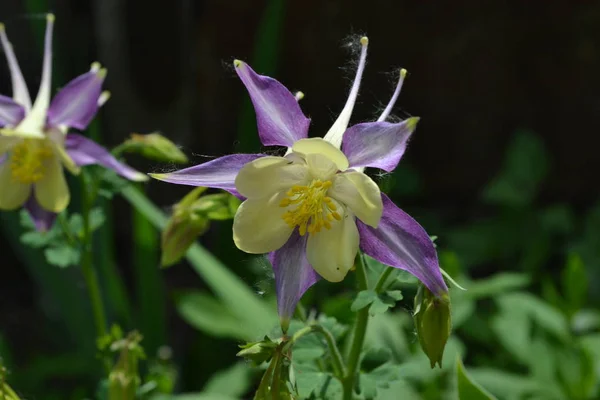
left=0, top=0, right=599, bottom=397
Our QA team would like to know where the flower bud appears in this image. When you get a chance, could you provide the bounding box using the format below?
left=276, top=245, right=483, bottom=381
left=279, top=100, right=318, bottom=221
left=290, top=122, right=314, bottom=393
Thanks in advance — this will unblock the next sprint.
left=237, top=336, right=281, bottom=365
left=161, top=188, right=210, bottom=267
left=120, top=132, right=188, bottom=164
left=413, top=285, right=452, bottom=368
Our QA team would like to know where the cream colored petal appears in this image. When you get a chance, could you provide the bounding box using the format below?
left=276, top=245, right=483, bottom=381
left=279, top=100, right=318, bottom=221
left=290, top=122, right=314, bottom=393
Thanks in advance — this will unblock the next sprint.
left=329, top=170, right=383, bottom=228
left=304, top=153, right=338, bottom=181
left=292, top=138, right=349, bottom=171
left=52, top=140, right=80, bottom=175
left=34, top=156, right=70, bottom=212
left=306, top=205, right=359, bottom=282
left=0, top=161, right=30, bottom=210
left=233, top=192, right=294, bottom=254
left=235, top=156, right=309, bottom=199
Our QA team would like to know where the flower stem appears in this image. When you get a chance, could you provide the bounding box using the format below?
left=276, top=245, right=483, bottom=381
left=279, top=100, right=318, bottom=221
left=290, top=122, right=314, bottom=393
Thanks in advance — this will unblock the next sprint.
left=343, top=253, right=370, bottom=400
left=80, top=170, right=107, bottom=339
left=374, top=266, right=394, bottom=293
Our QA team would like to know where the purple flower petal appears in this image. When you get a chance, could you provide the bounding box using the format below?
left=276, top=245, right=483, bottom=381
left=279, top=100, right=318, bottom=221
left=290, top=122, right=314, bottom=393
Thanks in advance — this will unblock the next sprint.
left=47, top=65, right=106, bottom=130
left=65, top=133, right=147, bottom=181
left=0, top=94, right=25, bottom=127
left=234, top=60, right=310, bottom=147
left=149, top=153, right=265, bottom=198
left=270, top=231, right=320, bottom=331
left=357, top=194, right=448, bottom=296
left=342, top=119, right=418, bottom=172
left=25, top=195, right=56, bottom=232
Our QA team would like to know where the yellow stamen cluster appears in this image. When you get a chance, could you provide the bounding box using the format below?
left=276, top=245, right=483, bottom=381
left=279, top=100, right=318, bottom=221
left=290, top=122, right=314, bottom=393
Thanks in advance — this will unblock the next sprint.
left=280, top=179, right=342, bottom=236
left=10, top=139, right=53, bottom=184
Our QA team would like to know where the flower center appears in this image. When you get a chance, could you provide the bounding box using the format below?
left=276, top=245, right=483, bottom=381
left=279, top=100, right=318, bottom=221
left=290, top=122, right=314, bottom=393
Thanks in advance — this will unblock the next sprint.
left=9, top=139, right=53, bottom=184
left=279, top=179, right=342, bottom=236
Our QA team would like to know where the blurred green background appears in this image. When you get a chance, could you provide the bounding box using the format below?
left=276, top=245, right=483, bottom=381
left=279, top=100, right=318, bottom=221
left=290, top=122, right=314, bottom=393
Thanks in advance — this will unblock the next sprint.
left=0, top=0, right=599, bottom=399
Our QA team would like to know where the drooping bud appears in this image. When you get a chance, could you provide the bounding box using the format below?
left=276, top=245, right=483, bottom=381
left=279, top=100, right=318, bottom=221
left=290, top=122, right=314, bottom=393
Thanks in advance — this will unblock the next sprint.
left=0, top=362, right=22, bottom=400
left=161, top=188, right=241, bottom=267
left=119, top=132, right=188, bottom=164
left=161, top=187, right=210, bottom=267
left=413, top=285, right=452, bottom=368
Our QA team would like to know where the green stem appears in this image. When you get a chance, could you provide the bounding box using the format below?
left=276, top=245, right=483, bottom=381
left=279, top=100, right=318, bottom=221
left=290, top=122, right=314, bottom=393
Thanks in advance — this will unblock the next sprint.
left=282, top=324, right=346, bottom=379
left=80, top=171, right=107, bottom=339
left=374, top=267, right=394, bottom=293
left=343, top=254, right=370, bottom=400
left=312, top=325, right=346, bottom=379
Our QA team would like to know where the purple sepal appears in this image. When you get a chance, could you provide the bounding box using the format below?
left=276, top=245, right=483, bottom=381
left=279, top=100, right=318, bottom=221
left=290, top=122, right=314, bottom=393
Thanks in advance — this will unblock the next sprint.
left=47, top=69, right=104, bottom=130
left=357, top=194, right=448, bottom=296
left=235, top=61, right=310, bottom=147
left=0, top=94, right=25, bottom=127
left=65, top=133, right=147, bottom=181
left=150, top=153, right=265, bottom=198
left=342, top=120, right=414, bottom=172
left=25, top=196, right=57, bottom=232
left=270, top=230, right=319, bottom=330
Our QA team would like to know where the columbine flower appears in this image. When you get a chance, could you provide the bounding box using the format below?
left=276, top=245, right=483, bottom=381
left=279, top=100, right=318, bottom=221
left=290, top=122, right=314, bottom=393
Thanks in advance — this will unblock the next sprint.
left=151, top=37, right=448, bottom=326
left=0, top=15, right=147, bottom=231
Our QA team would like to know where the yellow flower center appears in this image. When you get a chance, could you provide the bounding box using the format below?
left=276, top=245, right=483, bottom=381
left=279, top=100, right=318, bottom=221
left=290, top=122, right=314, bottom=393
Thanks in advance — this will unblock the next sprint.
left=9, top=139, right=53, bottom=184
left=279, top=179, right=342, bottom=236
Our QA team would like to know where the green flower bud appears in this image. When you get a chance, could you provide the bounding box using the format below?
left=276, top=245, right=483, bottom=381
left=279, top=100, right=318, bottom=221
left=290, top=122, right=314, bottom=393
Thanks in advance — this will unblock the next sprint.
left=108, top=331, right=145, bottom=399
left=120, top=132, right=188, bottom=164
left=413, top=285, right=452, bottom=368
left=237, top=336, right=281, bottom=365
left=161, top=188, right=210, bottom=267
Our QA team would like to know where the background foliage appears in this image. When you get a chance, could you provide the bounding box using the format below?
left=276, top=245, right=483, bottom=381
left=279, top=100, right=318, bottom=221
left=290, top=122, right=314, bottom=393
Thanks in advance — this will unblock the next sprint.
left=0, top=0, right=599, bottom=399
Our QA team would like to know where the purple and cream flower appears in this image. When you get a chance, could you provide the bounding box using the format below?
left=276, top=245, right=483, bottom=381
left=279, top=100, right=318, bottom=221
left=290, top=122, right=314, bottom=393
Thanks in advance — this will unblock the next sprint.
left=151, top=37, right=448, bottom=325
left=0, top=15, right=147, bottom=231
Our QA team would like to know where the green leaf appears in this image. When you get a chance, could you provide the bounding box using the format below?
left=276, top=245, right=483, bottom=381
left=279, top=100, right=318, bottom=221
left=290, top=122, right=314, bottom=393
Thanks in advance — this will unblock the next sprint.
left=175, top=291, right=259, bottom=341
left=351, top=290, right=378, bottom=312
left=44, top=244, right=81, bottom=268
left=20, top=230, right=57, bottom=248
left=456, top=358, right=497, bottom=400
left=295, top=371, right=329, bottom=399
left=202, top=362, right=253, bottom=397
left=482, top=130, right=548, bottom=207
left=369, top=291, right=403, bottom=316
left=562, top=253, right=587, bottom=313
left=466, top=273, right=530, bottom=299
left=120, top=186, right=277, bottom=336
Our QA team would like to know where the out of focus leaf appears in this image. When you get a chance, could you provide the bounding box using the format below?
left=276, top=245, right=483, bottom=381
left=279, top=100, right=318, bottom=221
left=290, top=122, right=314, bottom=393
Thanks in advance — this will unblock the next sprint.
left=466, top=273, right=530, bottom=299
left=456, top=358, right=497, bottom=400
left=44, top=244, right=81, bottom=268
left=562, top=253, right=587, bottom=313
left=202, top=362, right=254, bottom=398
left=175, top=292, right=258, bottom=341
left=482, top=130, right=548, bottom=207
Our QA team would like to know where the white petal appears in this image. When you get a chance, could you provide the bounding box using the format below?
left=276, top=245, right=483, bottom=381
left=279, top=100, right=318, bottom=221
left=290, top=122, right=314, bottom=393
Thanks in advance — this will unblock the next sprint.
left=0, top=161, right=30, bottom=210
left=235, top=156, right=309, bottom=199
left=292, top=138, right=349, bottom=171
left=233, top=193, right=294, bottom=254
left=29, top=14, right=55, bottom=122
left=34, top=155, right=70, bottom=213
left=377, top=68, right=407, bottom=122
left=322, top=37, right=369, bottom=148
left=306, top=206, right=359, bottom=282
left=329, top=170, right=383, bottom=228
left=0, top=23, right=32, bottom=109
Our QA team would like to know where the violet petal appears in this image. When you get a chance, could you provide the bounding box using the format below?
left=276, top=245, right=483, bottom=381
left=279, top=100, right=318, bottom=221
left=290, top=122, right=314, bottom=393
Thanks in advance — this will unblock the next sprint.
left=149, top=153, right=265, bottom=198
left=234, top=60, right=310, bottom=147
left=0, top=94, right=25, bottom=127
left=342, top=119, right=417, bottom=172
left=47, top=66, right=105, bottom=130
left=25, top=195, right=56, bottom=232
left=270, top=230, right=320, bottom=330
left=357, top=193, right=448, bottom=296
left=65, top=133, right=147, bottom=181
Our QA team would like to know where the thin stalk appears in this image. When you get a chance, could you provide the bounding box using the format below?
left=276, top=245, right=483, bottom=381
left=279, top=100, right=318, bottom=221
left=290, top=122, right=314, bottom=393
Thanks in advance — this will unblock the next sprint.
left=343, top=254, right=370, bottom=400
left=80, top=170, right=107, bottom=339
left=374, top=267, right=394, bottom=293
